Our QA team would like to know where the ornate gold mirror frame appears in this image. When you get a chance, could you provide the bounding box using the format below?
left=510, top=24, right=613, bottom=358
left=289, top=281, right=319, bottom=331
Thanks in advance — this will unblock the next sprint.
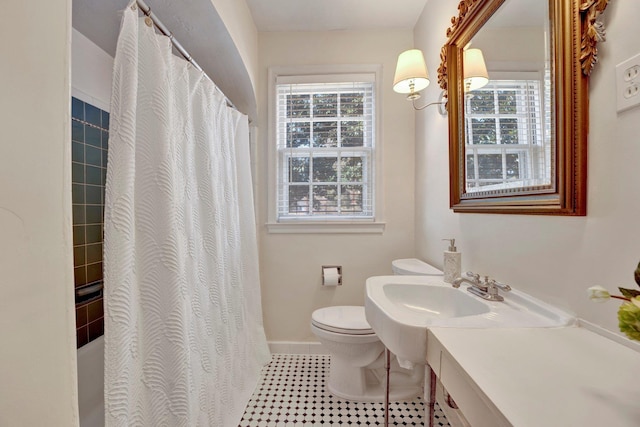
left=438, top=0, right=610, bottom=215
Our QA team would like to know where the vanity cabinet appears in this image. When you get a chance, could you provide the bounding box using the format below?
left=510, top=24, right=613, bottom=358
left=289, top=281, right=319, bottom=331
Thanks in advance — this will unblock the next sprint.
left=433, top=378, right=470, bottom=427
left=427, top=331, right=509, bottom=427
left=425, top=327, right=640, bottom=427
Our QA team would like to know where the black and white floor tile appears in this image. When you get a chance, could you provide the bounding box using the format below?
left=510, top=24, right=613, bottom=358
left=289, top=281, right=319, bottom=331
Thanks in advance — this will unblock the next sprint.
left=239, top=354, right=450, bottom=426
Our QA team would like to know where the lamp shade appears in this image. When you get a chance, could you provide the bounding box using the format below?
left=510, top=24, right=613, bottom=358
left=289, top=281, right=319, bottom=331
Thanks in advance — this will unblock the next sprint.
left=463, top=48, right=489, bottom=92
left=393, top=49, right=430, bottom=94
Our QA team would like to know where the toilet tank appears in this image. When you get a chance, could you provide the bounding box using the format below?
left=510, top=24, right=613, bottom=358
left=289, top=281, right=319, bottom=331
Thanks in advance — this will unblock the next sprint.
left=392, top=258, right=443, bottom=276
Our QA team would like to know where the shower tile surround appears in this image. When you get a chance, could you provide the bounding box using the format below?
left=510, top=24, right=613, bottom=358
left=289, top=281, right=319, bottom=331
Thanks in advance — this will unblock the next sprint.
left=239, top=354, right=450, bottom=426
left=72, top=97, right=108, bottom=348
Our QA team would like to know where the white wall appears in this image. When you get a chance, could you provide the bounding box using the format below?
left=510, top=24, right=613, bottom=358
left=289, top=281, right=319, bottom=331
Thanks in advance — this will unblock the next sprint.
left=72, top=28, right=113, bottom=110
left=257, top=30, right=417, bottom=341
left=0, top=1, right=78, bottom=426
left=473, top=26, right=546, bottom=69
left=210, top=0, right=259, bottom=104
left=414, top=1, right=640, bottom=336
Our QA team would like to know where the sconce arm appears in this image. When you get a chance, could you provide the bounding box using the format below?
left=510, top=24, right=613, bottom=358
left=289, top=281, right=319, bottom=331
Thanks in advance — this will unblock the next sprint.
left=412, top=91, right=448, bottom=115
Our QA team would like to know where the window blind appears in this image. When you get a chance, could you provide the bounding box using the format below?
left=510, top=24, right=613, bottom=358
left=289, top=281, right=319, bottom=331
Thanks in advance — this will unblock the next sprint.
left=275, top=78, right=375, bottom=220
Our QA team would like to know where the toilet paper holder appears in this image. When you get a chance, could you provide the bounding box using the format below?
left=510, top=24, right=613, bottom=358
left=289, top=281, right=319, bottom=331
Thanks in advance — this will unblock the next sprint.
left=322, top=265, right=342, bottom=286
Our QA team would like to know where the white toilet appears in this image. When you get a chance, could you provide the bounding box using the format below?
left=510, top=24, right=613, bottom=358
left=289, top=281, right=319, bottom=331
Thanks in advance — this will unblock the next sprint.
left=310, top=258, right=443, bottom=402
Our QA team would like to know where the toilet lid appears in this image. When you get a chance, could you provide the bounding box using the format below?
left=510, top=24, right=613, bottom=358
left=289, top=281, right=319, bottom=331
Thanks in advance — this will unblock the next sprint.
left=392, top=258, right=443, bottom=276
left=311, top=306, right=374, bottom=335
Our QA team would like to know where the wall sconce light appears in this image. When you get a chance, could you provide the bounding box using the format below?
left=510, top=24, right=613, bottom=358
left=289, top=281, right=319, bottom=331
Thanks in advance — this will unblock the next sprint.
left=393, top=49, right=446, bottom=113
left=393, top=49, right=430, bottom=100
left=463, top=48, right=489, bottom=92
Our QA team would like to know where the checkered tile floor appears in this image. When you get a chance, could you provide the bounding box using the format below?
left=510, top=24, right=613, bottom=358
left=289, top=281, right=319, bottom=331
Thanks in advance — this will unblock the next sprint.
left=239, top=354, right=450, bottom=426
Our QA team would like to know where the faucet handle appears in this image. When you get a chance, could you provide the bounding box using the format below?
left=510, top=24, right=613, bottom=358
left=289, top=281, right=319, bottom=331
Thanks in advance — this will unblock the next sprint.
left=465, top=271, right=480, bottom=282
left=488, top=279, right=512, bottom=292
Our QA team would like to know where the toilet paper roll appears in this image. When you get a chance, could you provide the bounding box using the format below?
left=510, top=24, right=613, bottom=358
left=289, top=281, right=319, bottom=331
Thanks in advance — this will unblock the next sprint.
left=322, top=267, right=341, bottom=286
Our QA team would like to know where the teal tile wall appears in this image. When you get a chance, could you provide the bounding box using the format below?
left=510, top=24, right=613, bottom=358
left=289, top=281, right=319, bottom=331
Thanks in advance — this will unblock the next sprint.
left=72, top=97, right=108, bottom=348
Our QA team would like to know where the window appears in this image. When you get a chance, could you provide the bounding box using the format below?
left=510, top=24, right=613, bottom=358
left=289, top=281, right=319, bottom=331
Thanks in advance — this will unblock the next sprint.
left=464, top=75, right=550, bottom=191
left=271, top=71, right=380, bottom=230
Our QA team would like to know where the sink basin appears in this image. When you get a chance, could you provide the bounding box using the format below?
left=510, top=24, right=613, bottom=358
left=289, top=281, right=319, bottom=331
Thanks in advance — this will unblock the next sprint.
left=365, top=275, right=575, bottom=364
left=383, top=284, right=490, bottom=318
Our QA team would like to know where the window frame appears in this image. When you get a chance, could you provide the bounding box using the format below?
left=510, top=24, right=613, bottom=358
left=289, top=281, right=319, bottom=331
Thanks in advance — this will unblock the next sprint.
left=267, top=65, right=384, bottom=234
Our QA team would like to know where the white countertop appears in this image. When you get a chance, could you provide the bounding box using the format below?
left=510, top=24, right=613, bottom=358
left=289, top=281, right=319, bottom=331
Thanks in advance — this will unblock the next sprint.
left=429, top=326, right=640, bottom=427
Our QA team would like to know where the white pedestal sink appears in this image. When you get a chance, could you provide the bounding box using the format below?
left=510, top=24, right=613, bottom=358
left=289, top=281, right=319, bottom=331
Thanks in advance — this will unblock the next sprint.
left=365, top=275, right=575, bottom=364
left=382, top=283, right=491, bottom=319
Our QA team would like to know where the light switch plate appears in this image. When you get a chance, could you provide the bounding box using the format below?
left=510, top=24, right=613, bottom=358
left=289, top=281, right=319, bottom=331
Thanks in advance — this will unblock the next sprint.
left=616, top=53, right=640, bottom=113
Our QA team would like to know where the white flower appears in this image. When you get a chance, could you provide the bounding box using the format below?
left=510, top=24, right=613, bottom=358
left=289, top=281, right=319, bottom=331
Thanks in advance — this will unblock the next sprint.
left=631, top=296, right=640, bottom=309
left=587, top=286, right=611, bottom=302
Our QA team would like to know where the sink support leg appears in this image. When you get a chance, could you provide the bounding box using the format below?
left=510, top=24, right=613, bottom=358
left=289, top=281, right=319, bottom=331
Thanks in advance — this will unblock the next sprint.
left=426, top=364, right=436, bottom=427
left=384, top=348, right=390, bottom=427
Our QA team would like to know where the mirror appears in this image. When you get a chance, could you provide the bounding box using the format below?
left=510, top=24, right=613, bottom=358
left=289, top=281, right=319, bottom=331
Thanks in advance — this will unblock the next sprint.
left=439, top=0, right=610, bottom=215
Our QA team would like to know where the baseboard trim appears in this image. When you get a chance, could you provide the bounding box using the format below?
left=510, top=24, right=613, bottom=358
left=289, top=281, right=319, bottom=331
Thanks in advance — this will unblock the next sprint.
left=268, top=341, right=329, bottom=355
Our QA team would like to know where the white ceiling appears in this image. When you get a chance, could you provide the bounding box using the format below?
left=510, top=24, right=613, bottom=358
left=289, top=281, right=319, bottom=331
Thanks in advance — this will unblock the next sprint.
left=245, top=0, right=429, bottom=32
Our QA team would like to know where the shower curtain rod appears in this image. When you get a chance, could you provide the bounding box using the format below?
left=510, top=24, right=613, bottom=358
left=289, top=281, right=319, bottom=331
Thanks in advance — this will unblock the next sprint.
left=135, top=0, right=239, bottom=112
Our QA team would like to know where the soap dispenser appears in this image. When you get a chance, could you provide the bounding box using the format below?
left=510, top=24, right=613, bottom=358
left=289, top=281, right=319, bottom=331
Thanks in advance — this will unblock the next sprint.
left=442, top=238, right=461, bottom=284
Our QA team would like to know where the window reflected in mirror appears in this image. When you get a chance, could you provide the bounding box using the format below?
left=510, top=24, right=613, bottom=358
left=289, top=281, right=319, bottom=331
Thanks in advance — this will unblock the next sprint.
left=465, top=75, right=551, bottom=191
left=463, top=0, right=552, bottom=194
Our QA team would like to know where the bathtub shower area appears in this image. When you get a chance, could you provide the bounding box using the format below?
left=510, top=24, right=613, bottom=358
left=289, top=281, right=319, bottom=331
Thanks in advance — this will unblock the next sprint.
left=72, top=40, right=110, bottom=424
left=72, top=96, right=108, bottom=427
left=72, top=19, right=113, bottom=425
left=73, top=0, right=271, bottom=425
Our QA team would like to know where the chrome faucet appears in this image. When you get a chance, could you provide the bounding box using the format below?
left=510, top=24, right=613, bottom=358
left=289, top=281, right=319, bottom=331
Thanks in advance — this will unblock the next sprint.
left=451, top=272, right=481, bottom=289
left=452, top=272, right=512, bottom=302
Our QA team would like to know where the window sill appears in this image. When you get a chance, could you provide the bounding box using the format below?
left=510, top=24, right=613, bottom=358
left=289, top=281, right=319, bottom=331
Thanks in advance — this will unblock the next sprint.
left=266, top=221, right=386, bottom=234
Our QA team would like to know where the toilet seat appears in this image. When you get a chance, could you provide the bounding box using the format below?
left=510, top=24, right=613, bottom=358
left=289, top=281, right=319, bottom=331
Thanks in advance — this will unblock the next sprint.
left=311, top=306, right=375, bottom=335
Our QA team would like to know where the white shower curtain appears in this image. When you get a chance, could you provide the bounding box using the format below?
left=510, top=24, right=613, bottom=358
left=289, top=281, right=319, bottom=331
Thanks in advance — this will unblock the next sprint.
left=104, top=3, right=270, bottom=426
